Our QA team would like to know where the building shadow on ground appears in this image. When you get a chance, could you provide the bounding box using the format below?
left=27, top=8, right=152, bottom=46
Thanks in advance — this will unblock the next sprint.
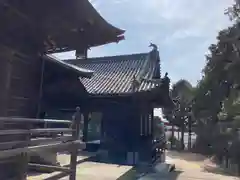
left=168, top=170, right=183, bottom=180
left=115, top=168, right=183, bottom=180
left=116, top=167, right=137, bottom=180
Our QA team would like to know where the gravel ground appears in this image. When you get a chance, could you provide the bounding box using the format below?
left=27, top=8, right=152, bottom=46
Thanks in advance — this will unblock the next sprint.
left=139, top=151, right=239, bottom=180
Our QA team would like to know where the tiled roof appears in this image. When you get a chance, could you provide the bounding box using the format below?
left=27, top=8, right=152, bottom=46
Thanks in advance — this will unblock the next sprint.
left=66, top=50, right=161, bottom=95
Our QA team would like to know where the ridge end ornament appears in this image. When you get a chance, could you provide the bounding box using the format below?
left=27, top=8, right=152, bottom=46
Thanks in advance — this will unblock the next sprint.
left=149, top=43, right=158, bottom=51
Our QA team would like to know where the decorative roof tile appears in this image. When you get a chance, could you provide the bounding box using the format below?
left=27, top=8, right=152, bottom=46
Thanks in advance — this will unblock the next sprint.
left=66, top=50, right=161, bottom=95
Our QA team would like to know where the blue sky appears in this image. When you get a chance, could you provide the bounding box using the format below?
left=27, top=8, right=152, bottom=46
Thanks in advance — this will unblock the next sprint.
left=54, top=0, right=233, bottom=86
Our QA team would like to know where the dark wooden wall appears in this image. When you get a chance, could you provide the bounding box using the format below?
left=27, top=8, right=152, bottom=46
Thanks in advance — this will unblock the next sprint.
left=0, top=44, right=42, bottom=117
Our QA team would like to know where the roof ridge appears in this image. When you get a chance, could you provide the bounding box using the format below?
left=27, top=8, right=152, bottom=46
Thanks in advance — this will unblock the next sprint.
left=88, top=52, right=149, bottom=60
left=65, top=52, right=150, bottom=63
left=134, top=49, right=161, bottom=84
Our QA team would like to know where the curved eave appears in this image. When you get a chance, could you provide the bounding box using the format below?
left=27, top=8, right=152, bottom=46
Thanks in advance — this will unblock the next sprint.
left=1, top=0, right=125, bottom=54
left=45, top=55, right=94, bottom=78
left=45, top=0, right=125, bottom=54
left=78, top=0, right=125, bottom=36
left=89, top=35, right=125, bottom=48
left=46, top=35, right=125, bottom=54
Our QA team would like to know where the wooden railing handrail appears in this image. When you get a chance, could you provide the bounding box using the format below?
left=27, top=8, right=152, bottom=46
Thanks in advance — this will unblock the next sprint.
left=0, top=128, right=73, bottom=135
left=0, top=107, right=83, bottom=180
left=0, top=136, right=73, bottom=150
left=0, top=140, right=84, bottom=159
left=0, top=117, right=71, bottom=124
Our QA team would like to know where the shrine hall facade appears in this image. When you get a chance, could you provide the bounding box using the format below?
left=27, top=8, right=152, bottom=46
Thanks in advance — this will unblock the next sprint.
left=65, top=46, right=173, bottom=164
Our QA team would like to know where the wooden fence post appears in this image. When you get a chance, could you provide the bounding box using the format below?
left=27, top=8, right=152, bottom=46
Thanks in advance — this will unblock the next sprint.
left=17, top=125, right=31, bottom=180
left=69, top=107, right=81, bottom=180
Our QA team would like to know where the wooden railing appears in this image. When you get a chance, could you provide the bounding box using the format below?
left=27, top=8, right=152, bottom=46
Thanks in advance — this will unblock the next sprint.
left=0, top=108, right=84, bottom=180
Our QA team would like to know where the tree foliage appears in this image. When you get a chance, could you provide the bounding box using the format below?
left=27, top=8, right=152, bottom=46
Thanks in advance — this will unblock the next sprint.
left=193, top=1, right=240, bottom=125
left=162, top=1, right=240, bottom=157
left=163, top=79, right=194, bottom=150
left=190, top=1, right=240, bottom=159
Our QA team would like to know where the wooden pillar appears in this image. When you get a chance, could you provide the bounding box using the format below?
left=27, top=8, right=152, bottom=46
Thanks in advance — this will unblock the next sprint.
left=133, top=106, right=141, bottom=164
left=151, top=109, right=154, bottom=137
left=69, top=107, right=81, bottom=180
left=4, top=55, right=12, bottom=117
left=83, top=112, right=89, bottom=142
left=101, top=113, right=104, bottom=138
left=140, top=112, right=143, bottom=136
left=36, top=55, right=45, bottom=118
left=17, top=153, right=29, bottom=180
left=145, top=112, right=148, bottom=136
left=139, top=105, right=147, bottom=137
left=0, top=46, right=12, bottom=117
left=139, top=105, right=147, bottom=162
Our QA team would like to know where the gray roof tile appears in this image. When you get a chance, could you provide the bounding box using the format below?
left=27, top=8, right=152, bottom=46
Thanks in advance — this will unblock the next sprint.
left=66, top=50, right=161, bottom=95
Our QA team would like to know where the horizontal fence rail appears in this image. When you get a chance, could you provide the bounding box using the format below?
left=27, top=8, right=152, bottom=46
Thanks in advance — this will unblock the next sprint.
left=0, top=107, right=83, bottom=180
left=0, top=128, right=73, bottom=135
left=0, top=117, right=72, bottom=124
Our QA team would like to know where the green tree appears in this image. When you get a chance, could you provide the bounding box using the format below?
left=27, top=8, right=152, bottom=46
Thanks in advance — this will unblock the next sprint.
left=192, top=1, right=240, bottom=156
left=164, top=80, right=194, bottom=150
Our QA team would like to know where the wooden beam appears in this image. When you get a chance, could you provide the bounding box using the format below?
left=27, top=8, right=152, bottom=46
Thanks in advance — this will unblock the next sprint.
left=0, top=140, right=26, bottom=151
left=0, top=140, right=85, bottom=159
left=0, top=117, right=71, bottom=124
left=0, top=128, right=73, bottom=136
left=0, top=129, right=29, bottom=135
left=31, top=128, right=73, bottom=134
left=0, top=1, right=33, bottom=24
left=31, top=136, right=73, bottom=145
left=46, top=47, right=73, bottom=54
left=28, top=163, right=71, bottom=173
left=0, top=136, right=73, bottom=150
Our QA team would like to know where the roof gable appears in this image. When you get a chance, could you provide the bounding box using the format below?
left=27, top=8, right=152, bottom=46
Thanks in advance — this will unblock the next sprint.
left=66, top=50, right=161, bottom=95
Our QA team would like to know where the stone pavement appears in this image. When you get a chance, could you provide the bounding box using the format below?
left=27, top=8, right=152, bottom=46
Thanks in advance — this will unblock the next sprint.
left=139, top=151, right=239, bottom=180
left=166, top=151, right=239, bottom=180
